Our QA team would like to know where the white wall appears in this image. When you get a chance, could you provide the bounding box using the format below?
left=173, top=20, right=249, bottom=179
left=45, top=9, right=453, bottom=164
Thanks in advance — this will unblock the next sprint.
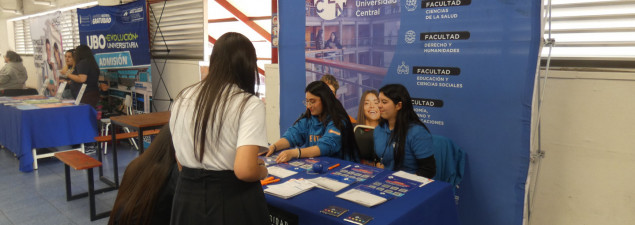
left=0, top=19, right=9, bottom=70
left=150, top=60, right=201, bottom=112
left=529, top=69, right=635, bottom=225
left=265, top=64, right=280, bottom=144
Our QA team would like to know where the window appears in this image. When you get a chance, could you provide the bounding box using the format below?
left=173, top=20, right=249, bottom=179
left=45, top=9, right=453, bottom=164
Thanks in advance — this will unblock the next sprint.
left=149, top=0, right=206, bottom=60
left=542, top=0, right=635, bottom=60
left=59, top=10, right=80, bottom=52
left=13, top=20, right=33, bottom=55
left=10, top=3, right=91, bottom=55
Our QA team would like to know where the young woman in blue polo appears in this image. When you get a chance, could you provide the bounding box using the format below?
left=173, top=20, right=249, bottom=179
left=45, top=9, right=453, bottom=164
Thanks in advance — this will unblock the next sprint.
left=264, top=81, right=358, bottom=163
left=373, top=84, right=436, bottom=178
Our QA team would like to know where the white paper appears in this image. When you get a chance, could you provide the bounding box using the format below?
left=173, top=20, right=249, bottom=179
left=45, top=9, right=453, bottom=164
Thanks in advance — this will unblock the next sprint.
left=267, top=165, right=298, bottom=178
left=264, top=179, right=317, bottom=199
left=55, top=82, right=66, bottom=99
left=308, top=177, right=350, bottom=192
left=336, top=189, right=387, bottom=207
left=392, top=171, right=434, bottom=187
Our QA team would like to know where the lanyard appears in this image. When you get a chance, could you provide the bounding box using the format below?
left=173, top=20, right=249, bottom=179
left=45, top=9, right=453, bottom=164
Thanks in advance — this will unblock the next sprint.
left=379, top=137, right=394, bottom=165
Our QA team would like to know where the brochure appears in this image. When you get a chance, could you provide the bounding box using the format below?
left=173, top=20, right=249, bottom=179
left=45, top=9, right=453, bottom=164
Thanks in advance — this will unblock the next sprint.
left=336, top=174, right=422, bottom=207
left=264, top=179, right=317, bottom=199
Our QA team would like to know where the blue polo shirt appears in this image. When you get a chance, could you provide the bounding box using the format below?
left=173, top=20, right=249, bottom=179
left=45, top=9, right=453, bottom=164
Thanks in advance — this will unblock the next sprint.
left=373, top=123, right=433, bottom=173
left=282, top=116, right=342, bottom=157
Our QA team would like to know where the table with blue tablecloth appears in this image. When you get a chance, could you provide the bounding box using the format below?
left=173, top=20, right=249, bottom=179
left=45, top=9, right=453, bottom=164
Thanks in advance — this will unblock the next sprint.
left=0, top=103, right=98, bottom=172
left=265, top=157, right=460, bottom=225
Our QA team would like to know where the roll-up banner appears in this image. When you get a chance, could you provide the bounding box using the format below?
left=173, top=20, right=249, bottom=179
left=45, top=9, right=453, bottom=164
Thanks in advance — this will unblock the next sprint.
left=280, top=0, right=541, bottom=224
left=29, top=12, right=65, bottom=97
left=77, top=0, right=151, bottom=84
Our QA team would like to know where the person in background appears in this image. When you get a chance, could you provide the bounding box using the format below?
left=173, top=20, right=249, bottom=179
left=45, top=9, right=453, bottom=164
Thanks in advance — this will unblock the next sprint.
left=320, top=74, right=339, bottom=95
left=0, top=50, right=28, bottom=90
left=324, top=32, right=342, bottom=49
left=53, top=43, right=64, bottom=74
left=44, top=39, right=58, bottom=96
left=265, top=81, right=359, bottom=163
left=373, top=84, right=436, bottom=178
left=353, top=90, right=381, bottom=166
left=169, top=32, right=269, bottom=225
left=320, top=74, right=357, bottom=123
left=67, top=45, right=100, bottom=108
left=356, top=90, right=380, bottom=127
left=58, top=49, right=75, bottom=99
left=108, top=125, right=179, bottom=225
left=315, top=29, right=324, bottom=50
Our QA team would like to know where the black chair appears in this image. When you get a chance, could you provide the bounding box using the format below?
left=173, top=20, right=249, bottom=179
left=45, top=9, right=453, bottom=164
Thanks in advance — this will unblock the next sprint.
left=353, top=125, right=376, bottom=161
left=0, top=88, right=38, bottom=96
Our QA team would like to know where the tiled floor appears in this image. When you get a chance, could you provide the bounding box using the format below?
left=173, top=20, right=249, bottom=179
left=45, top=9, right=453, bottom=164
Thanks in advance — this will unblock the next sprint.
left=0, top=144, right=140, bottom=225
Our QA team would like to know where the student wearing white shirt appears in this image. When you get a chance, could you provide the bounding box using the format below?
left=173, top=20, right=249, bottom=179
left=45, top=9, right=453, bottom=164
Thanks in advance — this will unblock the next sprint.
left=169, top=32, right=269, bottom=225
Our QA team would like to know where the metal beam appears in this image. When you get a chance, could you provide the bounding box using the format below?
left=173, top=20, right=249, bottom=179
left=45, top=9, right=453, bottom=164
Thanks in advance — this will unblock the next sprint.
left=208, top=35, right=217, bottom=44
left=214, top=0, right=271, bottom=42
left=208, top=16, right=271, bottom=23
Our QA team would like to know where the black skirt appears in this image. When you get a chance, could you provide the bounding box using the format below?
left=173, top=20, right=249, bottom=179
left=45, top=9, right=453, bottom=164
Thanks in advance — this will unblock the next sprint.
left=170, top=167, right=269, bottom=225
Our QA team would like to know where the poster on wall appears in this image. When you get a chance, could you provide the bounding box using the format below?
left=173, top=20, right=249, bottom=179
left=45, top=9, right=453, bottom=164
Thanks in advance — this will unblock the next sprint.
left=29, top=12, right=65, bottom=97
left=280, top=0, right=542, bottom=224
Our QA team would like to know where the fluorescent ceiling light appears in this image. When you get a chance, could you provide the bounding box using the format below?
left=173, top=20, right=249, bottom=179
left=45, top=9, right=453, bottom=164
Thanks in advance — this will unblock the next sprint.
left=32, top=0, right=55, bottom=6
left=9, top=1, right=98, bottom=21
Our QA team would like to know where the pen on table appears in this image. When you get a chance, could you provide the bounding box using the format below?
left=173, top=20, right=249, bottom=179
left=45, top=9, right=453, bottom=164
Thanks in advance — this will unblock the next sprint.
left=328, top=163, right=341, bottom=170
left=260, top=176, right=274, bottom=185
left=261, top=178, right=281, bottom=186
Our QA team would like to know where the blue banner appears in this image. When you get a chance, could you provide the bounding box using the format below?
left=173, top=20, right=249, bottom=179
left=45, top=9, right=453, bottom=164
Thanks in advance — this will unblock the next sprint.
left=77, top=0, right=150, bottom=68
left=280, top=0, right=541, bottom=224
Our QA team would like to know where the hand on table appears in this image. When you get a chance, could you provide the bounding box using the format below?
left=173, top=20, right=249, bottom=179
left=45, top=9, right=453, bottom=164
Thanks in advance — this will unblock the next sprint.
left=275, top=149, right=299, bottom=163
left=260, top=144, right=277, bottom=157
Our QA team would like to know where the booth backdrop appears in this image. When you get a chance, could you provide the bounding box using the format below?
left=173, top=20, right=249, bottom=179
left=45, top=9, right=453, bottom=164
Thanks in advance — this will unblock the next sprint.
left=278, top=0, right=541, bottom=224
left=77, top=0, right=151, bottom=74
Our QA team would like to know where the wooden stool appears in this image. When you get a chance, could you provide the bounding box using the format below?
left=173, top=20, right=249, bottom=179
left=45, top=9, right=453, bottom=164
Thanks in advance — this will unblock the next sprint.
left=55, top=150, right=116, bottom=221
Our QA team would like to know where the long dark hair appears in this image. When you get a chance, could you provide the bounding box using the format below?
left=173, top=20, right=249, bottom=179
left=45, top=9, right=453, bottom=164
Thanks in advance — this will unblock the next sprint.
left=356, top=90, right=378, bottom=126
left=109, top=125, right=176, bottom=225
left=328, top=32, right=339, bottom=42
left=5, top=50, right=22, bottom=62
left=378, top=84, right=429, bottom=170
left=74, top=44, right=99, bottom=70
left=295, top=81, right=359, bottom=161
left=176, top=32, right=259, bottom=162
left=53, top=43, right=63, bottom=66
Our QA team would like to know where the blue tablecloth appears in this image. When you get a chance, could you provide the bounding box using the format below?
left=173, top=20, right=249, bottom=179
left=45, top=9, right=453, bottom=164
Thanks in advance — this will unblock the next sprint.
left=265, top=157, right=460, bottom=225
left=0, top=104, right=98, bottom=172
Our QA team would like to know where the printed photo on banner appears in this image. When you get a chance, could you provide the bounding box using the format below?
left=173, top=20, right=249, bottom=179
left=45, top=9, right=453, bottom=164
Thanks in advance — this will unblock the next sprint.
left=30, top=12, right=65, bottom=97
left=305, top=0, right=399, bottom=116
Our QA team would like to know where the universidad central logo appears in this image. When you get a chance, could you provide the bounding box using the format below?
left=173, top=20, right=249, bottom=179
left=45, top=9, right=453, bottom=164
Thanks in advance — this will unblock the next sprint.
left=314, top=0, right=347, bottom=20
